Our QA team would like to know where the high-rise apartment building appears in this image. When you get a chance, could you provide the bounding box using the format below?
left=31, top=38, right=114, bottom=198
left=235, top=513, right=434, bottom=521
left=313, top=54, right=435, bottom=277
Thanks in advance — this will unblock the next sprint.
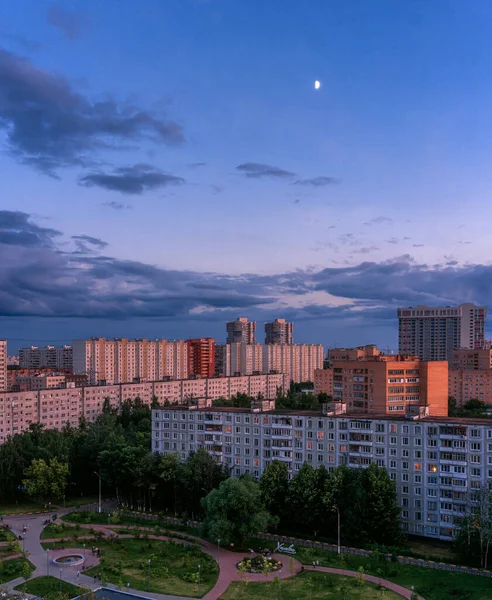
left=226, top=318, right=256, bottom=344
left=315, top=352, right=448, bottom=417
left=398, top=304, right=486, bottom=362
left=262, top=344, right=324, bottom=385
left=264, top=319, right=293, bottom=345
left=187, top=338, right=215, bottom=378
left=451, top=348, right=492, bottom=371
left=215, top=344, right=231, bottom=377
left=230, top=342, right=263, bottom=376
left=73, top=338, right=188, bottom=385
left=0, top=341, right=6, bottom=392
left=19, top=345, right=73, bottom=371
left=153, top=405, right=492, bottom=542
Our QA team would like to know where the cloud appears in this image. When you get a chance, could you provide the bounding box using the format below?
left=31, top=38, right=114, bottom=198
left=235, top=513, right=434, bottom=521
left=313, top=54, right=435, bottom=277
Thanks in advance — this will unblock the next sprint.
left=102, top=201, right=132, bottom=210
left=188, top=162, right=207, bottom=168
left=47, top=2, right=89, bottom=39
left=413, top=244, right=424, bottom=248
left=353, top=246, right=379, bottom=254
left=363, top=217, right=394, bottom=226
left=236, top=162, right=295, bottom=179
left=2, top=211, right=492, bottom=330
left=0, top=32, right=42, bottom=52
left=293, top=176, right=338, bottom=187
left=209, top=184, right=224, bottom=194
left=0, top=47, right=184, bottom=176
left=72, top=235, right=108, bottom=249
left=0, top=210, right=61, bottom=247
left=386, top=237, right=399, bottom=244
left=79, top=164, right=185, bottom=195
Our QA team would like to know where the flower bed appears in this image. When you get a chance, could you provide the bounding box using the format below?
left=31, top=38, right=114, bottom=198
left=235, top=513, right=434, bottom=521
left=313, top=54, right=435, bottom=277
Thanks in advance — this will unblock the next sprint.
left=237, top=554, right=282, bottom=573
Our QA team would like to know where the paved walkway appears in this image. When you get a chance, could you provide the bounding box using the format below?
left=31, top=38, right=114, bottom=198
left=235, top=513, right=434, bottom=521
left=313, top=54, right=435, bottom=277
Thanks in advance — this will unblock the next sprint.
left=0, top=510, right=415, bottom=600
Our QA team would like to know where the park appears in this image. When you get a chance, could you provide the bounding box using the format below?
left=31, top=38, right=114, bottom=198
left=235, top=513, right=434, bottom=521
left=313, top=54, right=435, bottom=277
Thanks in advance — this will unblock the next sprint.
left=0, top=502, right=491, bottom=600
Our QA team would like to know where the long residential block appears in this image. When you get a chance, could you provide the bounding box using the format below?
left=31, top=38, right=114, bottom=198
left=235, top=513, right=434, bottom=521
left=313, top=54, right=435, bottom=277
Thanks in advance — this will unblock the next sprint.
left=0, top=373, right=283, bottom=444
left=153, top=405, right=492, bottom=542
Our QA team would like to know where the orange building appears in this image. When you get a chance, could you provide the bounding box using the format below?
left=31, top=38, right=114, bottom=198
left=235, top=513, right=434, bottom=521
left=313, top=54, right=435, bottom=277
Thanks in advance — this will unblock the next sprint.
left=313, top=369, right=333, bottom=396
left=328, top=344, right=381, bottom=363
left=315, top=353, right=448, bottom=417
left=186, top=338, right=216, bottom=378
left=451, top=348, right=492, bottom=371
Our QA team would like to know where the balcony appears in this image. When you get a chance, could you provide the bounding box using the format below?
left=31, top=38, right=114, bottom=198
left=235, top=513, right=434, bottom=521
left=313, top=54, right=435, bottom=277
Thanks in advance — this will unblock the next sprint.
left=204, top=417, right=222, bottom=425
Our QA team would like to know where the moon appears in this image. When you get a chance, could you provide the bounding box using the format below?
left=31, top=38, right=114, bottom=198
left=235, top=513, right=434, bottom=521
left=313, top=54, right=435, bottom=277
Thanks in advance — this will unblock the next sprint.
left=314, top=80, right=321, bottom=90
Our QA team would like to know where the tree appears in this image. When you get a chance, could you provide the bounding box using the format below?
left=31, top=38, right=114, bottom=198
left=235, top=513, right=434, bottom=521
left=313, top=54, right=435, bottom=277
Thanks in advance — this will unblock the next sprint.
left=259, top=460, right=289, bottom=521
left=23, top=458, right=69, bottom=501
left=472, top=483, right=492, bottom=568
left=201, top=475, right=277, bottom=545
left=286, top=464, right=329, bottom=534
left=363, top=463, right=403, bottom=545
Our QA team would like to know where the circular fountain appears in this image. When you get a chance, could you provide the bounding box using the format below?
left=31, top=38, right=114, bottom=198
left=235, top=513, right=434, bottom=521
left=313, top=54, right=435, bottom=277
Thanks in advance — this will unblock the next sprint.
left=52, top=554, right=85, bottom=567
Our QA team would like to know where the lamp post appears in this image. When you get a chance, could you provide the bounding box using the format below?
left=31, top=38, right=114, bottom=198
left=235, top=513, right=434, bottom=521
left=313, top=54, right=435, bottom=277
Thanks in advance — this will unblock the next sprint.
left=59, top=568, right=63, bottom=592
left=83, top=543, right=86, bottom=563
left=63, top=495, right=66, bottom=509
left=197, top=564, right=201, bottom=595
left=46, top=548, right=50, bottom=577
left=94, top=472, right=102, bottom=514
left=336, top=506, right=341, bottom=555
left=147, top=559, right=151, bottom=592
left=217, top=538, right=220, bottom=567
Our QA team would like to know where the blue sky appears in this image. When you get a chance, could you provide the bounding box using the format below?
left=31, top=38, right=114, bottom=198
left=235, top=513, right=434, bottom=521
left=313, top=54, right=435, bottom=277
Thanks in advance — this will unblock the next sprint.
left=1, top=0, right=492, bottom=352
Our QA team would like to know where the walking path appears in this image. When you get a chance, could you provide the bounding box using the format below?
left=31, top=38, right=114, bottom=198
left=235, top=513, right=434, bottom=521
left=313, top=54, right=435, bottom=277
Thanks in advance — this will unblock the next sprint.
left=0, top=509, right=418, bottom=600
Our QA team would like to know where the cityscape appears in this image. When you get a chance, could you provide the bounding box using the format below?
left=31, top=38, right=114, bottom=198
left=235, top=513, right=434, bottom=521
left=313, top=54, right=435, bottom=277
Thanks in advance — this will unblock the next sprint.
left=1, top=2, right=492, bottom=600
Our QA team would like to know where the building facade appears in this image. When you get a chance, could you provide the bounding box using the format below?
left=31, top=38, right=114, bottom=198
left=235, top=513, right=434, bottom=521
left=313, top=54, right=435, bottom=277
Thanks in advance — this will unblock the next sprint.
left=19, top=345, right=73, bottom=370
left=73, top=338, right=188, bottom=385
left=451, top=348, right=492, bottom=371
left=0, top=341, right=6, bottom=392
left=153, top=405, right=492, bottom=542
left=187, top=338, right=215, bottom=378
left=215, top=344, right=231, bottom=377
left=264, top=319, right=293, bottom=345
left=398, top=304, right=487, bottom=362
left=226, top=318, right=256, bottom=344
left=262, top=344, right=325, bottom=385
left=328, top=345, right=381, bottom=363
left=314, top=355, right=448, bottom=417
left=0, top=373, right=283, bottom=444
left=230, top=342, right=263, bottom=376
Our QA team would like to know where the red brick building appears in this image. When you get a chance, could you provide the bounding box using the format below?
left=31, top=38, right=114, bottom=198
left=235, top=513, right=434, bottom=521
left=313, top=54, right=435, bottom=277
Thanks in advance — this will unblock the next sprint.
left=186, top=338, right=215, bottom=378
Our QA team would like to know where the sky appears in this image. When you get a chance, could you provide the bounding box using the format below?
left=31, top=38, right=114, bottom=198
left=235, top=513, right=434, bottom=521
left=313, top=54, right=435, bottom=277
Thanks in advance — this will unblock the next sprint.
left=1, top=0, right=492, bottom=353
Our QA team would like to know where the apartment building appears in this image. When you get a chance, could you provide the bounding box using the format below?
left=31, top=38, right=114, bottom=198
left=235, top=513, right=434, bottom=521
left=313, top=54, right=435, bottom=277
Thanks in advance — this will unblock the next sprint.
left=19, top=345, right=73, bottom=370
left=265, top=319, right=293, bottom=345
left=314, top=354, right=448, bottom=417
left=226, top=318, right=256, bottom=344
left=328, top=345, right=381, bottom=363
left=230, top=342, right=263, bottom=376
left=0, top=373, right=283, bottom=444
left=153, top=405, right=492, bottom=542
left=73, top=338, right=188, bottom=385
left=262, top=344, right=324, bottom=384
left=313, top=369, right=334, bottom=396
left=398, top=304, right=487, bottom=362
left=451, top=348, right=492, bottom=371
left=16, top=374, right=67, bottom=391
left=215, top=344, right=231, bottom=377
left=187, top=338, right=215, bottom=378
left=0, top=341, right=6, bottom=392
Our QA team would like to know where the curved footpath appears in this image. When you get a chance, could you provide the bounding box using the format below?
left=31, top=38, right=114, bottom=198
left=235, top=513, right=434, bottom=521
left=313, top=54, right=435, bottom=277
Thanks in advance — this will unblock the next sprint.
left=0, top=509, right=421, bottom=600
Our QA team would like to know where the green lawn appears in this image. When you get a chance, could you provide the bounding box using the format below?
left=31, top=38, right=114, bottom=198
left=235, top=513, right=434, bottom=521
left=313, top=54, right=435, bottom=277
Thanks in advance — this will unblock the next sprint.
left=285, top=544, right=492, bottom=600
left=220, top=571, right=401, bottom=599
left=0, top=526, right=16, bottom=542
left=0, top=501, right=46, bottom=515
left=0, top=557, right=35, bottom=584
left=41, top=522, right=97, bottom=541
left=15, top=575, right=85, bottom=600
left=44, top=537, right=218, bottom=598
left=406, top=539, right=458, bottom=563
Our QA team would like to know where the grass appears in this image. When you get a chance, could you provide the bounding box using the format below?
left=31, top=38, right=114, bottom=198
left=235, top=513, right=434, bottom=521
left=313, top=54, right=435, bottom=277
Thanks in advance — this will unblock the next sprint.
left=43, top=537, right=218, bottom=598
left=406, top=539, right=458, bottom=563
left=41, top=522, right=95, bottom=541
left=0, top=501, right=46, bottom=515
left=0, top=557, right=35, bottom=584
left=15, top=576, right=85, bottom=600
left=59, top=495, right=100, bottom=508
left=281, top=544, right=492, bottom=600
left=219, top=571, right=401, bottom=599
left=0, top=526, right=16, bottom=542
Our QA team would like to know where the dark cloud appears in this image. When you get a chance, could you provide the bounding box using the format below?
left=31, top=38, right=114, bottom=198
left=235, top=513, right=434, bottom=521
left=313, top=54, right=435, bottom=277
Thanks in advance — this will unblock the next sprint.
left=79, top=164, right=185, bottom=195
left=0, top=33, right=42, bottom=52
left=1, top=211, right=492, bottom=329
left=102, top=201, right=132, bottom=210
left=0, top=210, right=61, bottom=247
left=188, top=162, right=207, bottom=168
left=236, top=162, right=295, bottom=179
left=293, top=176, right=338, bottom=187
left=0, top=48, right=184, bottom=176
left=363, top=217, right=394, bottom=226
left=47, top=2, right=90, bottom=39
left=72, top=235, right=108, bottom=249
left=353, top=246, right=379, bottom=254
left=209, top=184, right=224, bottom=194
left=386, top=237, right=399, bottom=244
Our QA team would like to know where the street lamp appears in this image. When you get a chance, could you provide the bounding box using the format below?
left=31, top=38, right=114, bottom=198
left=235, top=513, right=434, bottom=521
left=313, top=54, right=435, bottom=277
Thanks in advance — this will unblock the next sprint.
left=59, top=568, right=63, bottom=592
left=46, top=548, right=50, bottom=577
left=217, top=538, right=220, bottom=567
left=197, top=564, right=201, bottom=595
left=93, top=472, right=102, bottom=514
left=83, top=543, right=86, bottom=562
left=147, top=559, right=151, bottom=591
left=333, top=506, right=341, bottom=555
